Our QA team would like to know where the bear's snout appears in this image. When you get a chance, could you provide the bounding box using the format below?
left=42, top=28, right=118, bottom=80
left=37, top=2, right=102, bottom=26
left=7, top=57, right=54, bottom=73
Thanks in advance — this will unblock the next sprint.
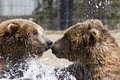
left=44, top=39, right=53, bottom=51
left=46, top=40, right=53, bottom=47
left=51, top=43, right=61, bottom=55
left=51, top=45, right=57, bottom=54
left=51, top=45, right=65, bottom=58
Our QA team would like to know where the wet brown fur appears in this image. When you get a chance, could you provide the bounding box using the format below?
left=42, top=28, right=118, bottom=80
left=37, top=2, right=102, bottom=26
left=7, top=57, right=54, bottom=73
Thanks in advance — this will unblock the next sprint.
left=52, top=19, right=120, bottom=80
left=0, top=19, right=51, bottom=78
left=0, top=19, right=45, bottom=63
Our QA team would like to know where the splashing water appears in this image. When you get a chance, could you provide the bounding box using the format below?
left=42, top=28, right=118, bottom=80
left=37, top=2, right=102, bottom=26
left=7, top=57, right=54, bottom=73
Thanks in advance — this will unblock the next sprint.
left=0, top=57, right=76, bottom=80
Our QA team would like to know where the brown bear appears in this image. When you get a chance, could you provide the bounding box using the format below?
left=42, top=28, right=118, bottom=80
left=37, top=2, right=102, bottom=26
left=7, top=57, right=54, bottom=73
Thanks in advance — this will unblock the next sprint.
left=52, top=19, right=120, bottom=80
left=0, top=19, right=52, bottom=78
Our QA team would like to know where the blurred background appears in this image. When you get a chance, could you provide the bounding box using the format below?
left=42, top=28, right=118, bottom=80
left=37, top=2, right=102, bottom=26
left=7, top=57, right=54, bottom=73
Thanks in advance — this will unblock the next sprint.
left=0, top=0, right=120, bottom=30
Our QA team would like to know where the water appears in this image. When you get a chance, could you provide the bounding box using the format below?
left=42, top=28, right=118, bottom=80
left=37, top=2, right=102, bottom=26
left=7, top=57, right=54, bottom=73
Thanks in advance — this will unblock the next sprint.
left=0, top=57, right=76, bottom=80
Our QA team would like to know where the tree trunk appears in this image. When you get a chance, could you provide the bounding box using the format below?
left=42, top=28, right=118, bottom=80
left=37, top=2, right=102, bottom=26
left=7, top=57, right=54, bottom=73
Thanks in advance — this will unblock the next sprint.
left=68, top=0, right=73, bottom=27
left=59, top=0, right=73, bottom=30
left=48, top=0, right=54, bottom=29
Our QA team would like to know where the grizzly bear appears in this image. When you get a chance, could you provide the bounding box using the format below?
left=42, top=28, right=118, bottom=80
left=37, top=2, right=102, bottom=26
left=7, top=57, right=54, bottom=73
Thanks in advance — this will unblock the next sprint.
left=0, top=19, right=52, bottom=78
left=52, top=19, right=120, bottom=80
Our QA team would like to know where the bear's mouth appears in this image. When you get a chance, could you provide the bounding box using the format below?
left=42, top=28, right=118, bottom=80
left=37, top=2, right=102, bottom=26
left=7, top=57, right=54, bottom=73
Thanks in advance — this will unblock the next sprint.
left=44, top=44, right=52, bottom=52
left=44, top=46, right=50, bottom=51
left=44, top=40, right=53, bottom=52
left=51, top=47, right=64, bottom=58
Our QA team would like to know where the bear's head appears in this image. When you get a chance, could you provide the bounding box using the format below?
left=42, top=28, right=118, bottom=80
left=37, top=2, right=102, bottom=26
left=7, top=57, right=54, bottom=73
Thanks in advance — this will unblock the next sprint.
left=52, top=19, right=120, bottom=66
left=0, top=19, right=52, bottom=63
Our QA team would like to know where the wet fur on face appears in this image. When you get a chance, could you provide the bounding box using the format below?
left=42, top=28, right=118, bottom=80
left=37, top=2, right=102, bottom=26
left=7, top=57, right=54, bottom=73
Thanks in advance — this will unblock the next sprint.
left=0, top=19, right=53, bottom=79
left=0, top=19, right=52, bottom=62
left=52, top=19, right=120, bottom=80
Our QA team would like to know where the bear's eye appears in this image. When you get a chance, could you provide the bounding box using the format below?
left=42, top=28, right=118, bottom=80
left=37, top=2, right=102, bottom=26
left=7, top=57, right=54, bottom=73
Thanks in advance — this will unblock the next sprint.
left=32, top=31, right=38, bottom=36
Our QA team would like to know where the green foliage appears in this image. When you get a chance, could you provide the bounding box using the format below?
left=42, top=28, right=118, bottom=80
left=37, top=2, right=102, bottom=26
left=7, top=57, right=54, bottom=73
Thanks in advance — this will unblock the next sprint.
left=32, top=0, right=120, bottom=30
left=74, top=0, right=120, bottom=29
left=73, top=0, right=85, bottom=22
left=32, top=0, right=58, bottom=30
left=104, top=0, right=120, bottom=29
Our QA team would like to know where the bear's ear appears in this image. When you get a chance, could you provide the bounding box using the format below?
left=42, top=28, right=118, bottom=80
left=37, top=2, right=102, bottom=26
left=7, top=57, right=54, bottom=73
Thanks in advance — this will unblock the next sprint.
left=88, top=23, right=92, bottom=30
left=7, top=23, right=19, bottom=34
left=89, top=29, right=100, bottom=45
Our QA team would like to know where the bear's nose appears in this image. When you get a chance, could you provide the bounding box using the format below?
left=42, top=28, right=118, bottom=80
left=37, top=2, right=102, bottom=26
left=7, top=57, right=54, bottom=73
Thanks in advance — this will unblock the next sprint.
left=46, top=40, right=53, bottom=47
left=44, top=40, right=53, bottom=51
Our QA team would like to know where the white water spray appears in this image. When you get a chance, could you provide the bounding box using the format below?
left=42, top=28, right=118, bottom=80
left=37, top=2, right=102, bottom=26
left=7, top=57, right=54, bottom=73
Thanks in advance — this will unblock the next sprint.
left=0, top=57, right=76, bottom=80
